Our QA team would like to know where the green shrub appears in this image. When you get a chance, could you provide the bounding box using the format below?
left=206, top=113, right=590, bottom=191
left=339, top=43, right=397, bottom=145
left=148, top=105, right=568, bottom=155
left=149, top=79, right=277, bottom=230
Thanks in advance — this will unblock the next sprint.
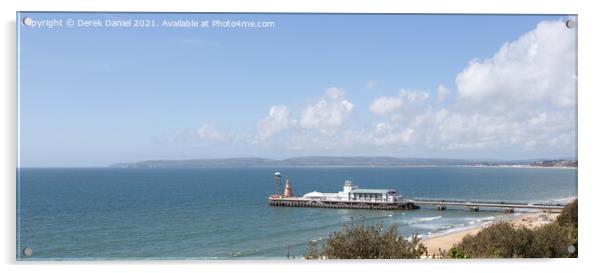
left=455, top=222, right=534, bottom=258
left=556, top=200, right=577, bottom=229
left=453, top=199, right=578, bottom=258
left=305, top=221, right=426, bottom=259
left=449, top=246, right=468, bottom=258
left=556, top=200, right=578, bottom=242
left=529, top=222, right=572, bottom=257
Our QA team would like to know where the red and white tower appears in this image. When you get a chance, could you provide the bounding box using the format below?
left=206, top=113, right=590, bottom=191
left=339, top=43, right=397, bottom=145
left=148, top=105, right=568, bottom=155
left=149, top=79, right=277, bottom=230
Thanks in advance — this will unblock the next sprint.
left=283, top=179, right=294, bottom=197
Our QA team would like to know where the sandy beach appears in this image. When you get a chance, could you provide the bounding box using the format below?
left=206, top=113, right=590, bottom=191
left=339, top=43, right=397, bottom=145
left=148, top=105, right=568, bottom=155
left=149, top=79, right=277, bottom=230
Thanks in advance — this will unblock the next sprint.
left=422, top=211, right=560, bottom=257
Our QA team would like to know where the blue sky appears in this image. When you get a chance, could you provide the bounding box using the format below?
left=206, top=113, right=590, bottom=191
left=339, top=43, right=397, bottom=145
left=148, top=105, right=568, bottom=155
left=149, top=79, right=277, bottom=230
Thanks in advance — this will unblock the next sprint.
left=18, top=13, right=577, bottom=167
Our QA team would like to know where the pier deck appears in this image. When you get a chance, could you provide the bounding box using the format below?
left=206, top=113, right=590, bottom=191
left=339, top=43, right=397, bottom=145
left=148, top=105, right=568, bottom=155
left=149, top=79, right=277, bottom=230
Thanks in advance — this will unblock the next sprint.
left=269, top=197, right=566, bottom=212
left=268, top=197, right=419, bottom=210
left=412, top=198, right=566, bottom=212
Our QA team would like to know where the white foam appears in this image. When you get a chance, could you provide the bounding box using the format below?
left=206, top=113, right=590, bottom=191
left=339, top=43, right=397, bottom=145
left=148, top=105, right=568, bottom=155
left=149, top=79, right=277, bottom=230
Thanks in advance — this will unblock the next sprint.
left=418, top=215, right=501, bottom=240
left=552, top=196, right=577, bottom=204
left=528, top=196, right=576, bottom=205
left=405, top=215, right=443, bottom=226
left=478, top=216, right=495, bottom=222
left=420, top=224, right=479, bottom=240
left=417, top=216, right=442, bottom=222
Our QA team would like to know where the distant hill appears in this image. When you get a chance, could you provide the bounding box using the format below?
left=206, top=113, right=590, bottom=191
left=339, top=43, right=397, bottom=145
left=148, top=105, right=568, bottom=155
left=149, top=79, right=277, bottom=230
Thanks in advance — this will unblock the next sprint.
left=473, top=159, right=578, bottom=168
left=110, top=157, right=278, bottom=168
left=110, top=156, right=576, bottom=168
left=279, top=156, right=472, bottom=166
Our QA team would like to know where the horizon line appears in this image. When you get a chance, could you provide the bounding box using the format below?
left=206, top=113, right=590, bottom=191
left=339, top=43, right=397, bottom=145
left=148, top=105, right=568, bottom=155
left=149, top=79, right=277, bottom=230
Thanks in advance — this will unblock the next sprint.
left=17, top=155, right=577, bottom=168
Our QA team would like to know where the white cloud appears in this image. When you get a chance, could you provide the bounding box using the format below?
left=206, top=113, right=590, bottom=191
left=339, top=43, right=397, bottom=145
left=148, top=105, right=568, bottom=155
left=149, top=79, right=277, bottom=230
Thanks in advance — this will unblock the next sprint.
left=436, top=19, right=577, bottom=155
left=372, top=122, right=415, bottom=145
left=432, top=109, right=575, bottom=152
left=367, top=90, right=431, bottom=147
left=256, top=105, right=290, bottom=141
left=402, top=90, right=430, bottom=103
left=370, top=96, right=403, bottom=115
left=360, top=18, right=576, bottom=157
left=189, top=19, right=576, bottom=159
left=197, top=124, right=234, bottom=143
left=455, top=19, right=576, bottom=108
left=370, top=89, right=429, bottom=117
left=299, top=87, right=354, bottom=134
left=436, top=84, right=451, bottom=102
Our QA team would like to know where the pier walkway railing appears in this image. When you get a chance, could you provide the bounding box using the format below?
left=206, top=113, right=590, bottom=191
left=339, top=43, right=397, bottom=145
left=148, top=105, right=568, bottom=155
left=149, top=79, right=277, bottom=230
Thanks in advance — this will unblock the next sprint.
left=411, top=198, right=566, bottom=212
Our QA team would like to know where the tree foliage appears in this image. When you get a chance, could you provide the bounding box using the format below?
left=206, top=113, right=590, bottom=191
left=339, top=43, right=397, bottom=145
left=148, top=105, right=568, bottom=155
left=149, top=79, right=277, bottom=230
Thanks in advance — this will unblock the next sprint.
left=452, top=200, right=578, bottom=258
left=556, top=199, right=578, bottom=242
left=305, top=220, right=426, bottom=259
left=448, top=246, right=468, bottom=258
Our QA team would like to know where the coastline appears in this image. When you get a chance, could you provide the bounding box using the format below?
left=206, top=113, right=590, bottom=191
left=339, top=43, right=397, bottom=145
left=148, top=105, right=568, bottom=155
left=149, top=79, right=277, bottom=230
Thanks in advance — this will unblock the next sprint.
left=458, top=165, right=577, bottom=170
left=422, top=211, right=560, bottom=257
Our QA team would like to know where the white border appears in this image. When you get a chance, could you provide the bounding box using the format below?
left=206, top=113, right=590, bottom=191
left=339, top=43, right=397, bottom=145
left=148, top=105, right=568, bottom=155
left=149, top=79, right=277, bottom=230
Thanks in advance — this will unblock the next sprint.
left=2, top=1, right=601, bottom=273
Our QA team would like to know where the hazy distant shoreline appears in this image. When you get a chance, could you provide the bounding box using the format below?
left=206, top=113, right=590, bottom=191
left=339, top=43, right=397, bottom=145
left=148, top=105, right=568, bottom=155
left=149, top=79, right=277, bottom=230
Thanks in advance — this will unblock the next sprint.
left=457, top=165, right=577, bottom=170
left=110, top=156, right=577, bottom=169
left=18, top=164, right=578, bottom=170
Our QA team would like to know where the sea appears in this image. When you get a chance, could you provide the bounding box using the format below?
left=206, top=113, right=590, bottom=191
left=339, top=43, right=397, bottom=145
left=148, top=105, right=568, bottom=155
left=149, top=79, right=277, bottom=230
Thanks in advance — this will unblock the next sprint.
left=16, top=166, right=577, bottom=260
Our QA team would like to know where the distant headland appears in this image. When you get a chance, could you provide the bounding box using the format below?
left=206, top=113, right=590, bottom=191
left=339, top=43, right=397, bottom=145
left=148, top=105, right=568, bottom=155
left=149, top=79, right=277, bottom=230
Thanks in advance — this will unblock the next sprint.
left=110, top=156, right=577, bottom=169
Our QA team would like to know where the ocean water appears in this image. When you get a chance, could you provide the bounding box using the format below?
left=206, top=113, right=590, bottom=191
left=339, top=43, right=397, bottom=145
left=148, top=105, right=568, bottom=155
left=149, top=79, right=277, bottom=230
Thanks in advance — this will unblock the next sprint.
left=16, top=167, right=577, bottom=260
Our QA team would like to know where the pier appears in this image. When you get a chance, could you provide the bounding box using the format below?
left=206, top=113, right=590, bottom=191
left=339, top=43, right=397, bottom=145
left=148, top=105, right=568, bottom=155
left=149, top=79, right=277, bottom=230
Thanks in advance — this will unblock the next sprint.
left=267, top=172, right=567, bottom=212
left=412, top=198, right=566, bottom=212
left=269, top=197, right=566, bottom=212
left=268, top=174, right=418, bottom=211
left=269, top=197, right=419, bottom=210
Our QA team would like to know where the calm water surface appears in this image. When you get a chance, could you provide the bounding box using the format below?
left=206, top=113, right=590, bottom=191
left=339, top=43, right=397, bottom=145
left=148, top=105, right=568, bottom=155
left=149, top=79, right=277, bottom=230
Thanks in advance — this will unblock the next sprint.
left=17, top=167, right=576, bottom=259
